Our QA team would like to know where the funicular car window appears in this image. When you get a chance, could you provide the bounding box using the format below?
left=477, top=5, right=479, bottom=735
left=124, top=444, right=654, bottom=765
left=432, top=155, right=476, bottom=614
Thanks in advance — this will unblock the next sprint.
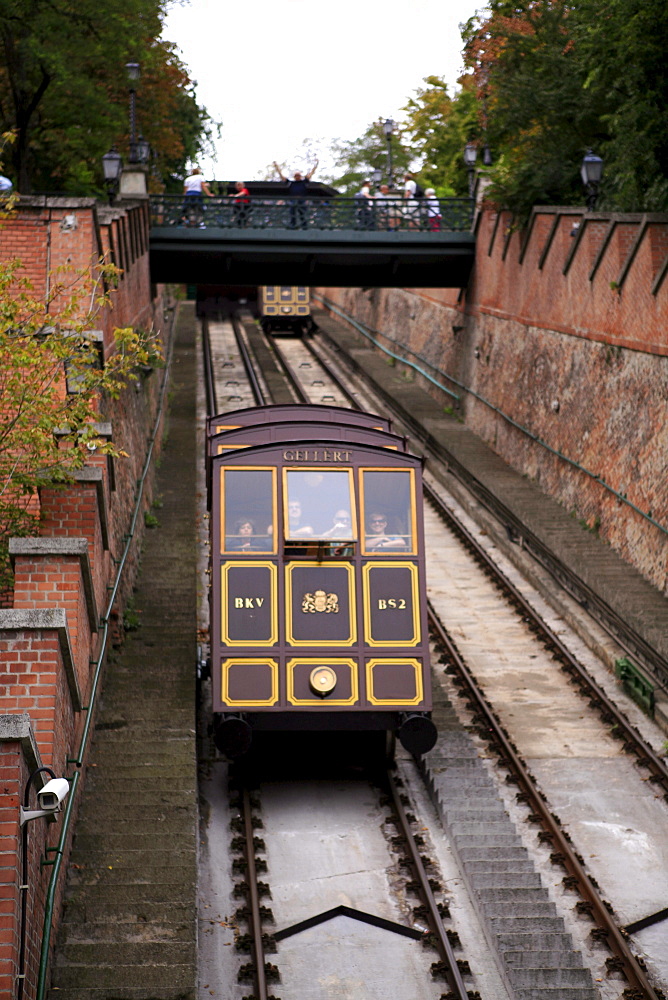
left=222, top=468, right=275, bottom=553
left=284, top=470, right=355, bottom=541
left=362, top=470, right=415, bottom=553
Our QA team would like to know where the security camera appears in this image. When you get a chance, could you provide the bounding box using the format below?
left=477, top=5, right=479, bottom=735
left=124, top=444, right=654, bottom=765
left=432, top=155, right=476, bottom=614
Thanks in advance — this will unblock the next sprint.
left=20, top=777, right=71, bottom=826
left=38, top=777, right=71, bottom=812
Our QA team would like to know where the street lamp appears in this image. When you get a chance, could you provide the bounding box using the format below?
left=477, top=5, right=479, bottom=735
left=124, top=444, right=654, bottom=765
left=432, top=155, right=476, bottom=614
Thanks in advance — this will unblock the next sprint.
left=101, top=146, right=123, bottom=203
left=125, top=61, right=142, bottom=163
left=581, top=149, right=603, bottom=211
left=463, top=143, right=477, bottom=197
left=382, top=118, right=395, bottom=188
left=134, top=134, right=151, bottom=164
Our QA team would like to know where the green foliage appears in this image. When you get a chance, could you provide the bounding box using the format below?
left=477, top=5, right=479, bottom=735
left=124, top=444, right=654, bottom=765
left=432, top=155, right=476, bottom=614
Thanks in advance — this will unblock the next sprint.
left=327, top=121, right=414, bottom=194
left=0, top=0, right=217, bottom=193
left=455, top=0, right=668, bottom=218
left=402, top=76, right=479, bottom=195
left=0, top=239, right=162, bottom=591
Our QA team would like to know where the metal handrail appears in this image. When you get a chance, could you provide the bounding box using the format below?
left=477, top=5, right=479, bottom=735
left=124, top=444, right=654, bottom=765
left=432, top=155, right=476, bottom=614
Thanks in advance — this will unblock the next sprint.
left=149, top=194, right=474, bottom=232
left=35, top=311, right=177, bottom=1000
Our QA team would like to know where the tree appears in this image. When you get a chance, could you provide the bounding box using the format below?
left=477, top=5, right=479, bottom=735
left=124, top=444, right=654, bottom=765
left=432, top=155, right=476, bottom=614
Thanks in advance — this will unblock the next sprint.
left=403, top=75, right=479, bottom=195
left=0, top=249, right=161, bottom=592
left=327, top=120, right=414, bottom=194
left=456, top=0, right=668, bottom=218
left=0, top=0, right=216, bottom=193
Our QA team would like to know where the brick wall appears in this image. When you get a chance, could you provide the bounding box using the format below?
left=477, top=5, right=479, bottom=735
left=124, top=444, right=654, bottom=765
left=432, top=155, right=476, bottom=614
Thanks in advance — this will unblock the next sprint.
left=0, top=197, right=174, bottom=998
left=318, top=206, right=668, bottom=593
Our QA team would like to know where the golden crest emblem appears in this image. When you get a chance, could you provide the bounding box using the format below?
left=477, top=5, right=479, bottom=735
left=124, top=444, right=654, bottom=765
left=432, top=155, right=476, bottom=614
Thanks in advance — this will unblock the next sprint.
left=302, top=589, right=339, bottom=614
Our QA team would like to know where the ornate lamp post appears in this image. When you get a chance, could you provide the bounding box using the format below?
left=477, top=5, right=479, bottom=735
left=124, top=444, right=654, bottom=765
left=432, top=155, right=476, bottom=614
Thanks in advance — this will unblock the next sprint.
left=463, top=143, right=477, bottom=197
left=125, top=62, right=144, bottom=163
left=383, top=118, right=396, bottom=188
left=101, top=147, right=123, bottom=203
left=581, top=149, right=603, bottom=211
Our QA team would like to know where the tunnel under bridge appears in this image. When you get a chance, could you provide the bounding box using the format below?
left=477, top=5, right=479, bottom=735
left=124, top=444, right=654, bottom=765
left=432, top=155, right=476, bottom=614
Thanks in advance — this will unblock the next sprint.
left=149, top=193, right=476, bottom=288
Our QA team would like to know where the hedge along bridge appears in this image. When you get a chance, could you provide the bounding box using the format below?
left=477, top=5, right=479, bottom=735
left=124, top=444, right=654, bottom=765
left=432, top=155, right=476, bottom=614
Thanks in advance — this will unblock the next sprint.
left=148, top=188, right=476, bottom=288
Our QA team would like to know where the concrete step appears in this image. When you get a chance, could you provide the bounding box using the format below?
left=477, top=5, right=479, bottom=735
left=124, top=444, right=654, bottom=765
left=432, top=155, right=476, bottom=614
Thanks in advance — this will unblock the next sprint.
left=458, top=845, right=529, bottom=862
left=64, top=883, right=196, bottom=906
left=490, top=917, right=568, bottom=935
left=514, top=990, right=599, bottom=1000
left=54, top=941, right=195, bottom=967
left=468, top=871, right=543, bottom=890
left=478, top=887, right=556, bottom=905
left=454, top=833, right=524, bottom=848
left=59, top=916, right=194, bottom=943
left=465, top=860, right=536, bottom=873
left=508, top=966, right=594, bottom=987
left=61, top=899, right=194, bottom=925
left=47, top=989, right=195, bottom=1000
left=83, top=776, right=197, bottom=796
left=496, top=933, right=577, bottom=952
left=450, top=820, right=521, bottom=836
left=72, top=831, right=195, bottom=852
left=504, top=949, right=584, bottom=968
left=444, top=807, right=509, bottom=823
left=72, top=801, right=196, bottom=823
left=51, top=963, right=194, bottom=990
left=481, top=899, right=557, bottom=918
left=66, top=863, right=196, bottom=887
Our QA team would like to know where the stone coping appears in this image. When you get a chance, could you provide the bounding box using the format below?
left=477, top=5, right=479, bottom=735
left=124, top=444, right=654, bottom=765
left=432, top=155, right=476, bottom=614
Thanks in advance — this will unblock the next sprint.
left=0, top=609, right=82, bottom=711
left=0, top=712, right=42, bottom=776
left=9, top=537, right=98, bottom=633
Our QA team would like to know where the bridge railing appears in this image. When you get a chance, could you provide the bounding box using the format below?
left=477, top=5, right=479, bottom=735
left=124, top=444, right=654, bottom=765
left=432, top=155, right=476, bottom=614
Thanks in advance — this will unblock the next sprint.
left=149, top=195, right=474, bottom=232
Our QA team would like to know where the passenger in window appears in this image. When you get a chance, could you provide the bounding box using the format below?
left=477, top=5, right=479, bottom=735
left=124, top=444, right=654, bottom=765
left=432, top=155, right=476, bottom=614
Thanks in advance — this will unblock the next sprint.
left=287, top=499, right=313, bottom=538
left=365, top=511, right=407, bottom=550
left=321, top=509, right=353, bottom=539
left=227, top=518, right=259, bottom=551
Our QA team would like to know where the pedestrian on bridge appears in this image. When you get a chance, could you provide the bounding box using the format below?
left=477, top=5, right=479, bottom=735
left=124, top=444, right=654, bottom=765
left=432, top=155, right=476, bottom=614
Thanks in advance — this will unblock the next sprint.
left=425, top=188, right=442, bottom=231
left=233, top=181, right=251, bottom=227
left=274, top=159, right=318, bottom=228
left=181, top=167, right=213, bottom=227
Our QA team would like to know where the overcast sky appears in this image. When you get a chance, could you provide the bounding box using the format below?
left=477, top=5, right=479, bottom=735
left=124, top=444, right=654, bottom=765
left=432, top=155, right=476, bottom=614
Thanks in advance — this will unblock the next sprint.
left=162, top=0, right=483, bottom=182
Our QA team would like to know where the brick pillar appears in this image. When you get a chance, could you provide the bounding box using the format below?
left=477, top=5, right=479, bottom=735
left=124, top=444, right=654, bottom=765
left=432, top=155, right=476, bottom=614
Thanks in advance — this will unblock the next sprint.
left=0, top=610, right=79, bottom=768
left=0, top=714, right=42, bottom=1000
left=39, top=467, right=110, bottom=617
left=9, top=539, right=96, bottom=711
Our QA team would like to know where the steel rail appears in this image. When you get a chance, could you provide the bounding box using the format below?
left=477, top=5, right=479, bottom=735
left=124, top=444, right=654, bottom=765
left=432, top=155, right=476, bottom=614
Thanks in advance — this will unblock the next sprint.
left=201, top=318, right=218, bottom=416
left=231, top=313, right=266, bottom=406
left=241, top=786, right=270, bottom=1000
left=424, top=483, right=668, bottom=798
left=385, top=770, right=469, bottom=1000
left=299, top=336, right=363, bottom=410
left=261, top=336, right=310, bottom=405
left=427, top=601, right=661, bottom=999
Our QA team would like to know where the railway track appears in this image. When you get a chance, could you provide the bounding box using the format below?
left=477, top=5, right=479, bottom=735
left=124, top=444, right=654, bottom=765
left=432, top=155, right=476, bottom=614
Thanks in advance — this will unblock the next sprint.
left=199, top=311, right=668, bottom=999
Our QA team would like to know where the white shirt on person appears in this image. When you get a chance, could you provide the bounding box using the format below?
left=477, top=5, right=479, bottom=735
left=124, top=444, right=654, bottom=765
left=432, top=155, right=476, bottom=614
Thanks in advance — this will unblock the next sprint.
left=184, top=174, right=206, bottom=194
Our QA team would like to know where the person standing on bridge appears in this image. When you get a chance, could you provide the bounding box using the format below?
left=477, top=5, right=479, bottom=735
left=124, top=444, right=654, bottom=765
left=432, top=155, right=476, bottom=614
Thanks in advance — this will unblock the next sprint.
left=274, top=160, right=318, bottom=228
left=425, top=188, right=442, bottom=231
left=233, top=181, right=251, bottom=227
left=181, top=167, right=213, bottom=227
